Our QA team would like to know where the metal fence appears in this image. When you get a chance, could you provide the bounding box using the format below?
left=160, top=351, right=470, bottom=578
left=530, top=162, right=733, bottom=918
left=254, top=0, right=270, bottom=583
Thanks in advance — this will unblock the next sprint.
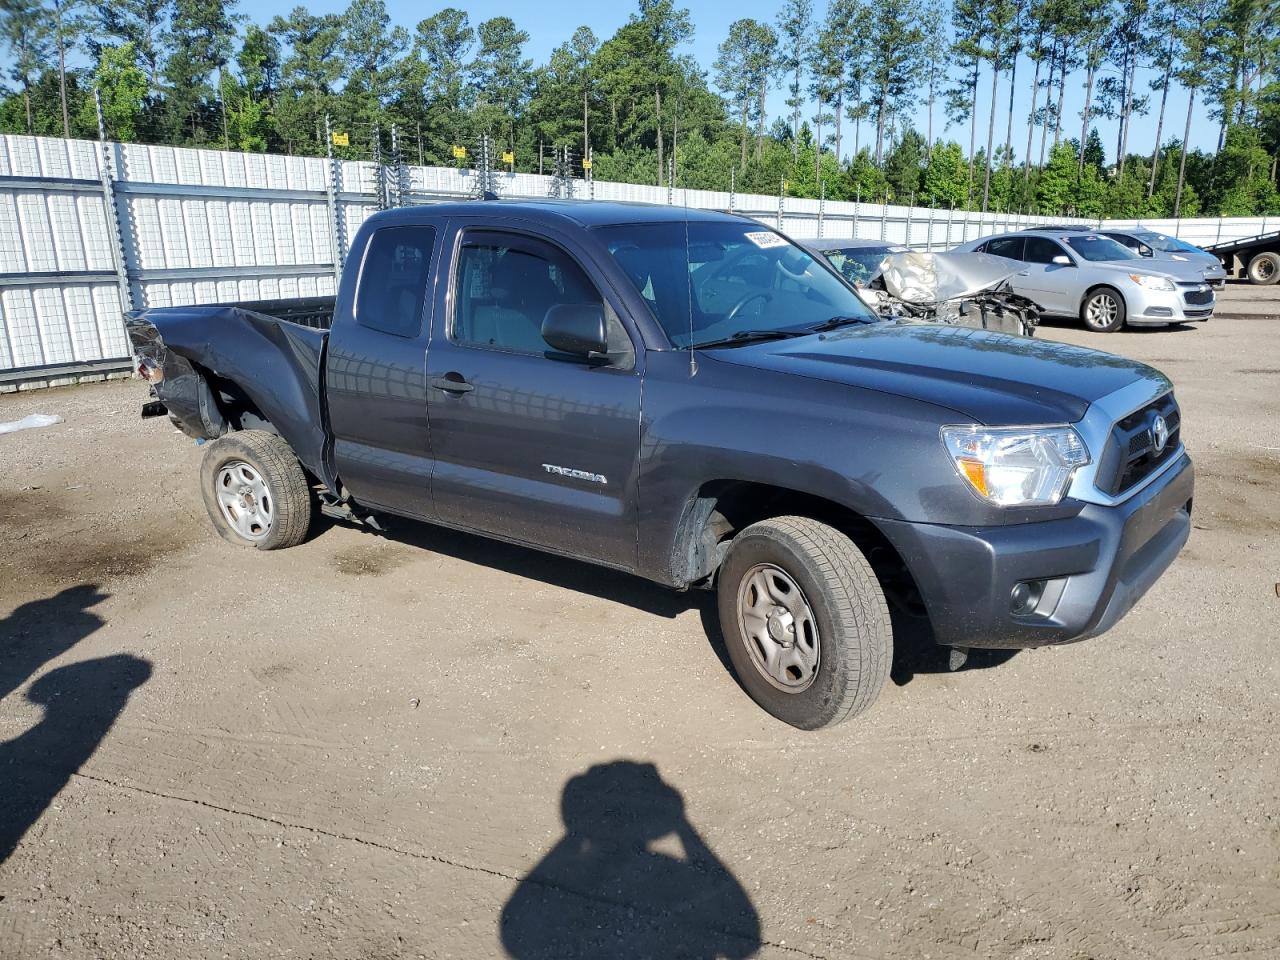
left=0, top=131, right=1257, bottom=390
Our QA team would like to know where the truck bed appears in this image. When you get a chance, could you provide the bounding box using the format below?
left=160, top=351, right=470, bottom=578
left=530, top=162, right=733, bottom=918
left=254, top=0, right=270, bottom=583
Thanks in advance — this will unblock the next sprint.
left=223, top=295, right=336, bottom=330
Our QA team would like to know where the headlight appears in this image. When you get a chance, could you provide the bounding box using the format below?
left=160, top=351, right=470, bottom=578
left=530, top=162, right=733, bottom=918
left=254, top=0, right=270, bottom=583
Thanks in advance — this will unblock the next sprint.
left=1128, top=273, right=1176, bottom=292
left=941, top=425, right=1090, bottom=507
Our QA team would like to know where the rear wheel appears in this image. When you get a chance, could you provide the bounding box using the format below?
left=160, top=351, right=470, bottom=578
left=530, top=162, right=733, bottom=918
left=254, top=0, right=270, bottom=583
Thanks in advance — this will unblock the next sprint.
left=716, top=516, right=891, bottom=729
left=1081, top=287, right=1126, bottom=332
left=1247, top=251, right=1280, bottom=285
left=200, top=430, right=312, bottom=550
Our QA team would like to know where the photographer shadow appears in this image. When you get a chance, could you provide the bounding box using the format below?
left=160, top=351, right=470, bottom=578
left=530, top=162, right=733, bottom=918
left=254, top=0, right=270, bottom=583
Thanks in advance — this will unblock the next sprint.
left=500, top=760, right=761, bottom=959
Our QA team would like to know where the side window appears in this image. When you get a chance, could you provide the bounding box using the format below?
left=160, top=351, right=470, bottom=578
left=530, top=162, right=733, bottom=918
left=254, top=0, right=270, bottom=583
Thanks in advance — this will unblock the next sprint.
left=1025, top=237, right=1068, bottom=264
left=453, top=235, right=632, bottom=362
left=986, top=236, right=1025, bottom=260
left=354, top=226, right=436, bottom=337
left=1106, top=233, right=1140, bottom=251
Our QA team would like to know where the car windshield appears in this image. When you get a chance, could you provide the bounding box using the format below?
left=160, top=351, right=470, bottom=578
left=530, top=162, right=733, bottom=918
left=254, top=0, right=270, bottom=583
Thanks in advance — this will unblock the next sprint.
left=596, top=221, right=876, bottom=348
left=820, top=248, right=892, bottom=284
left=1062, top=235, right=1140, bottom=262
left=1137, top=233, right=1203, bottom=254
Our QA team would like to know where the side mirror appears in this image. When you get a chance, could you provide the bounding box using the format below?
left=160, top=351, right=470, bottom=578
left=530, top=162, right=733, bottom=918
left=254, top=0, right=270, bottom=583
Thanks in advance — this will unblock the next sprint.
left=542, top=303, right=608, bottom=356
left=1140, top=245, right=1153, bottom=257
left=1051, top=254, right=1072, bottom=266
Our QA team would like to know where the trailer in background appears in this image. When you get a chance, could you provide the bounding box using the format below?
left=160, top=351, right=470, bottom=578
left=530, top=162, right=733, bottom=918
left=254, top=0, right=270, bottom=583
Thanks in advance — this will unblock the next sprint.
left=1205, top=230, right=1280, bottom=285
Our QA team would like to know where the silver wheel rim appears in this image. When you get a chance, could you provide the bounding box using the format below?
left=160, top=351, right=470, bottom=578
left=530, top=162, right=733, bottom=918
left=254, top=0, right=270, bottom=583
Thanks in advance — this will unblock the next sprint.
left=215, top=460, right=274, bottom=541
left=736, top=563, right=820, bottom=692
left=1085, top=293, right=1119, bottom=329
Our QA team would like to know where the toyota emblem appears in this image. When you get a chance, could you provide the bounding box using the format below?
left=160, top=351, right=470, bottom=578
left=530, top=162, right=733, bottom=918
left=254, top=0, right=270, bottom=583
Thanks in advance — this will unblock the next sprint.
left=1151, top=414, right=1169, bottom=454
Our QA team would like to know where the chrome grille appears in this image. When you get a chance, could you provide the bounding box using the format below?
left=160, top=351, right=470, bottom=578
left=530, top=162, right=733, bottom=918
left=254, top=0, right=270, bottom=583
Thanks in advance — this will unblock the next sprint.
left=1102, top=395, right=1181, bottom=496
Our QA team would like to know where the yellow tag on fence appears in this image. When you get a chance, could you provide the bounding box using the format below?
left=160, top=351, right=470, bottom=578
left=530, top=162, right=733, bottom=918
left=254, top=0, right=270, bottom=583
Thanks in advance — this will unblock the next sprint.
left=502, top=151, right=514, bottom=164
left=331, top=132, right=349, bottom=147
left=581, top=158, right=593, bottom=170
left=453, top=145, right=467, bottom=159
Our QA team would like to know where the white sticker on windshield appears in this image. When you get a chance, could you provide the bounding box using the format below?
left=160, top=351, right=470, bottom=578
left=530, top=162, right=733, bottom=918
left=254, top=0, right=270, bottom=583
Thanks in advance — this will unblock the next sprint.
left=744, top=231, right=789, bottom=249
left=889, top=245, right=909, bottom=252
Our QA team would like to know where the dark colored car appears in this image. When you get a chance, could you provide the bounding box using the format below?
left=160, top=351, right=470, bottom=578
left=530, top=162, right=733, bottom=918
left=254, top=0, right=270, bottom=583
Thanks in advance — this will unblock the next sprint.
left=129, top=201, right=1194, bottom=729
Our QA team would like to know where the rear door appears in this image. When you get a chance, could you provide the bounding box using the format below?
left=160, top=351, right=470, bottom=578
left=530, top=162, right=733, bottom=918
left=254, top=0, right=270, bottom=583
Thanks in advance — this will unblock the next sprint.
left=424, top=222, right=643, bottom=568
left=326, top=222, right=440, bottom=519
left=1018, top=236, right=1079, bottom=316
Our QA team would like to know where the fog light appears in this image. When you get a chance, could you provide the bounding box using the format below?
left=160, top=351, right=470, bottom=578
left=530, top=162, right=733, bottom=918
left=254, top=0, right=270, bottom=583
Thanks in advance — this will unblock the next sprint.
left=1011, top=580, right=1046, bottom=616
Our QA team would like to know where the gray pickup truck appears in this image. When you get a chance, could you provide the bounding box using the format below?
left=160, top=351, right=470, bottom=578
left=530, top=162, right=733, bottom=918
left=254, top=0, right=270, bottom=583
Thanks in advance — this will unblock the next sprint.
left=129, top=200, right=1194, bottom=729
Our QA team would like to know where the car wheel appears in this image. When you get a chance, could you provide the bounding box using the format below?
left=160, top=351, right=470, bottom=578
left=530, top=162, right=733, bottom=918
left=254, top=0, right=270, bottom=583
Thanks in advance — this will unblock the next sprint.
left=200, top=430, right=313, bottom=550
left=1081, top=287, right=1126, bottom=332
left=1247, top=252, right=1280, bottom=285
left=717, top=516, right=891, bottom=729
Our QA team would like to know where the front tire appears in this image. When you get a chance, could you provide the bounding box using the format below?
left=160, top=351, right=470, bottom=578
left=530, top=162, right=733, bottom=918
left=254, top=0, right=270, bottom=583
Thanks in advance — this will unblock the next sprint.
left=200, top=430, right=313, bottom=550
left=1247, top=251, right=1280, bottom=285
left=1081, top=287, right=1126, bottom=332
left=717, top=517, right=892, bottom=729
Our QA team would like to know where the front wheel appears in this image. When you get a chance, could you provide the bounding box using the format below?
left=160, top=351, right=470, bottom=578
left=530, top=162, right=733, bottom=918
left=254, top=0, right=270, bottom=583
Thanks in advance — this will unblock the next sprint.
left=717, top=517, right=892, bottom=729
left=1081, top=287, right=1127, bottom=332
left=200, top=430, right=313, bottom=550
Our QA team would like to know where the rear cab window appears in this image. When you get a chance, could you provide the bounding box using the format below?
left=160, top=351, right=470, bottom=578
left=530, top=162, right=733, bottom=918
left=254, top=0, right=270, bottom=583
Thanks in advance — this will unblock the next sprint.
left=355, top=226, right=437, bottom=337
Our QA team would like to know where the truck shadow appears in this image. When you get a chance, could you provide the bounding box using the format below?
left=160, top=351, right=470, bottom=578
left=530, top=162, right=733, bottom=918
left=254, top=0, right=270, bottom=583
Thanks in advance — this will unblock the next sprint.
left=499, top=760, right=761, bottom=959
left=351, top=521, right=1013, bottom=690
left=0, top=586, right=153, bottom=865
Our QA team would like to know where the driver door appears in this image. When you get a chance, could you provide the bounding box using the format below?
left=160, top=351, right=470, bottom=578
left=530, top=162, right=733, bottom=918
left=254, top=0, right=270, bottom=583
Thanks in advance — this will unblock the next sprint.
left=1018, top=236, right=1078, bottom=316
left=425, top=225, right=643, bottom=568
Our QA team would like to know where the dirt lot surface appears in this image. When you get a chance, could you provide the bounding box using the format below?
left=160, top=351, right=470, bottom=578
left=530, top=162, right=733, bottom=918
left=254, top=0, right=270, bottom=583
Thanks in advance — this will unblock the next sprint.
left=2, top=306, right=1278, bottom=960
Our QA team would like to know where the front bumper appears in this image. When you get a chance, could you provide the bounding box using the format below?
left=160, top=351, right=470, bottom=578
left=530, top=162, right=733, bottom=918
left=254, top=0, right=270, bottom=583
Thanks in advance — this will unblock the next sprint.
left=876, top=453, right=1194, bottom=649
left=1126, top=285, right=1215, bottom=325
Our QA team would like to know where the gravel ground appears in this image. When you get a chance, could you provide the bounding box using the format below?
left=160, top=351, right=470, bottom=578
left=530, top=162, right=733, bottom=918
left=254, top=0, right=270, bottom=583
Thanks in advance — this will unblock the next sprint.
left=0, top=305, right=1277, bottom=960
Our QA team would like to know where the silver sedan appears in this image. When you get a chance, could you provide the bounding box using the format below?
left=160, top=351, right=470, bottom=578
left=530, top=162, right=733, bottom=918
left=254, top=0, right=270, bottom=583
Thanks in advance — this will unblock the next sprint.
left=953, top=230, right=1215, bottom=332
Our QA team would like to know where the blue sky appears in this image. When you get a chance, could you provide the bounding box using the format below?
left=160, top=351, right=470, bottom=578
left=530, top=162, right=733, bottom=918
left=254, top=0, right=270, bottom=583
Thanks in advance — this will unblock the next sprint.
left=250, top=0, right=1215, bottom=161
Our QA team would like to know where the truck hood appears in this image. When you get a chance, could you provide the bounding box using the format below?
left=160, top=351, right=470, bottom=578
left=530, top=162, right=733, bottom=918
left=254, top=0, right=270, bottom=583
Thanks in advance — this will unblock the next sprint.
left=704, top=322, right=1169, bottom=425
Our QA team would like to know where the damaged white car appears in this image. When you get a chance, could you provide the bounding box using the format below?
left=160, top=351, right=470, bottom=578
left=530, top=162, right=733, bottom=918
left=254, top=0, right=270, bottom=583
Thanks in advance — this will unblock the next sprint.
left=804, top=240, right=1040, bottom=337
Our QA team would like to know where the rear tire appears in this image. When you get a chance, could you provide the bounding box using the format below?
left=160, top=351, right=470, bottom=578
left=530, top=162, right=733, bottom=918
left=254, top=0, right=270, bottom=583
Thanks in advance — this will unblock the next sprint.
left=1081, top=286, right=1126, bottom=332
left=200, top=430, right=312, bottom=550
left=1247, top=251, right=1280, bottom=285
left=716, top=516, right=892, bottom=729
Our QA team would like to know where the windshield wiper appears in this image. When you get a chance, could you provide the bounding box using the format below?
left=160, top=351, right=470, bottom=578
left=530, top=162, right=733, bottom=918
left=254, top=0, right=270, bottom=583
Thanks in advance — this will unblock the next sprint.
left=808, top=314, right=876, bottom=332
left=690, top=329, right=807, bottom=349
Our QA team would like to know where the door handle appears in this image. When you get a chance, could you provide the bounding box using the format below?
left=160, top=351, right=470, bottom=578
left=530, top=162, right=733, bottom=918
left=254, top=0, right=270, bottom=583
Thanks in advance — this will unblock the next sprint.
left=430, top=373, right=474, bottom=394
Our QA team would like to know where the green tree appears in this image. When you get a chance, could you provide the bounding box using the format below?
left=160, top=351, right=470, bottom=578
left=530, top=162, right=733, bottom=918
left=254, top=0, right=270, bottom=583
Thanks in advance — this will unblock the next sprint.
left=714, top=19, right=775, bottom=169
left=470, top=16, right=531, bottom=152
left=340, top=0, right=407, bottom=137
left=884, top=127, right=926, bottom=199
left=774, top=0, right=812, bottom=159
left=163, top=0, right=239, bottom=144
left=269, top=7, right=342, bottom=154
left=866, top=0, right=923, bottom=165
left=922, top=139, right=970, bottom=206
left=92, top=0, right=170, bottom=87
left=410, top=8, right=473, bottom=160
left=1171, top=0, right=1222, bottom=215
left=0, top=0, right=50, bottom=133
left=80, top=42, right=148, bottom=140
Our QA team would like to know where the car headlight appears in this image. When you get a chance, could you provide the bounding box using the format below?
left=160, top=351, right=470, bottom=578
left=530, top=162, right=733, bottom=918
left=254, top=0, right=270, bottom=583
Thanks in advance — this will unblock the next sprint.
left=1128, top=273, right=1176, bottom=292
left=941, top=425, right=1090, bottom=506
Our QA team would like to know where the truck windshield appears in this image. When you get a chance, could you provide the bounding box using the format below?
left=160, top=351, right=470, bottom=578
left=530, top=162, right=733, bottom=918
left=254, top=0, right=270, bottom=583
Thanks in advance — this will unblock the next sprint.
left=596, top=221, right=876, bottom=348
left=1063, top=235, right=1140, bottom=262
